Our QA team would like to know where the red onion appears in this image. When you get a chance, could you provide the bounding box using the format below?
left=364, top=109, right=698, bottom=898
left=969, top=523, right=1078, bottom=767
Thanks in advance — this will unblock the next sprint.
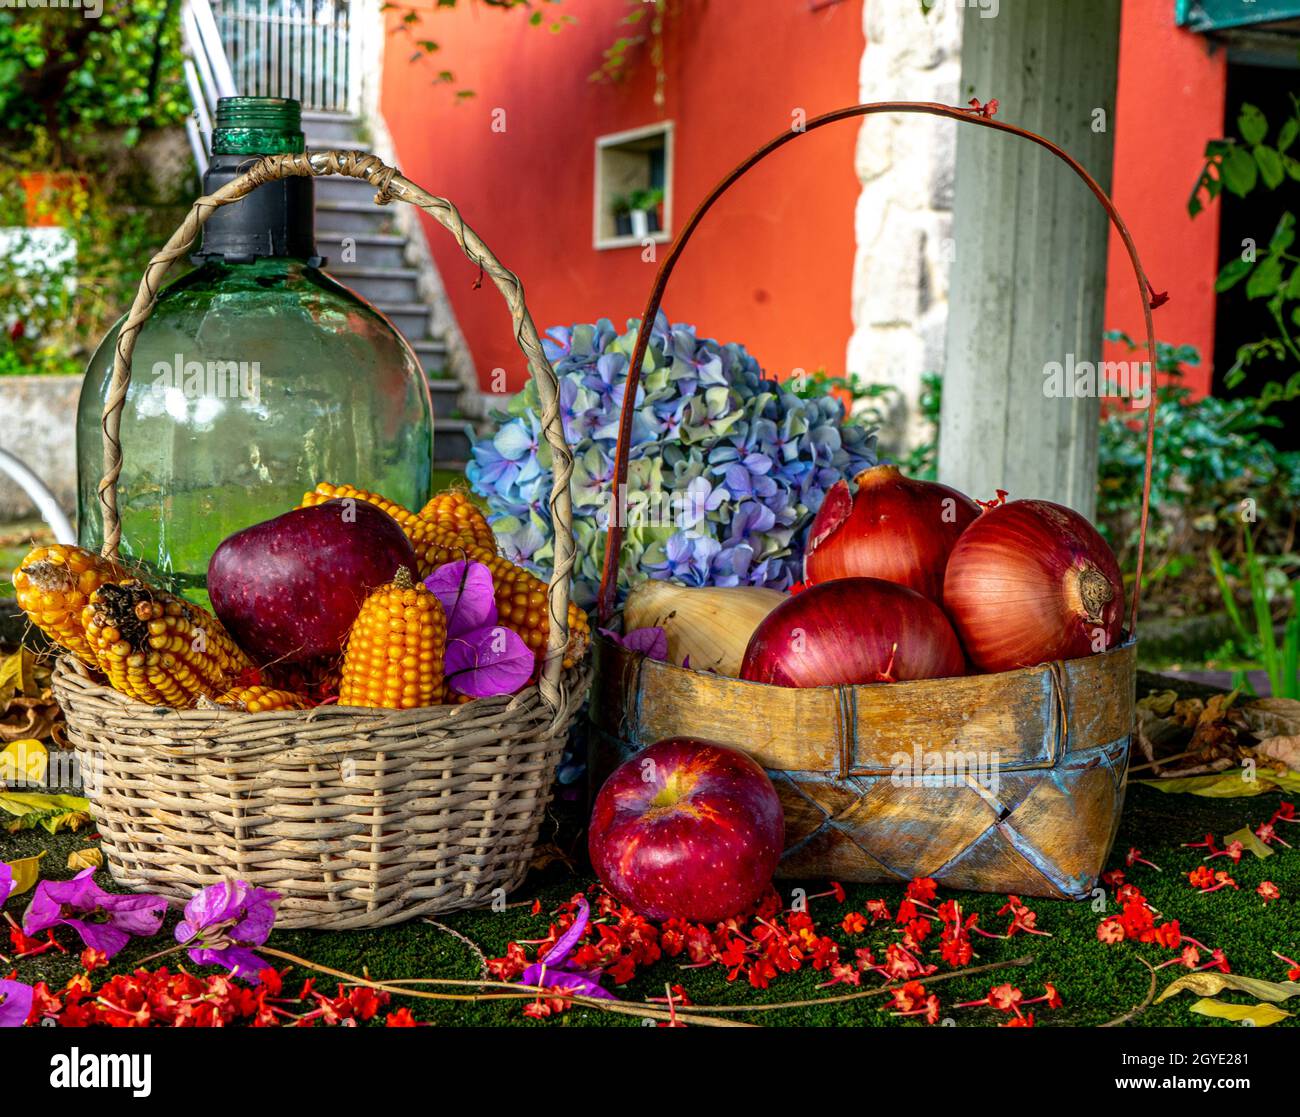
left=943, top=499, right=1124, bottom=672
left=805, top=464, right=980, bottom=602
left=740, top=577, right=966, bottom=688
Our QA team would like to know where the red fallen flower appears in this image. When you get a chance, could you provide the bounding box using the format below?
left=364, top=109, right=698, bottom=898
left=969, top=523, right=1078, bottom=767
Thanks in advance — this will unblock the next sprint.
left=1115, top=883, right=1145, bottom=905
left=1205, top=840, right=1243, bottom=864
left=940, top=933, right=974, bottom=967
left=890, top=980, right=928, bottom=1013
left=1275, top=952, right=1300, bottom=981
left=1200, top=949, right=1231, bottom=974
left=1001, top=1012, right=1035, bottom=1028
left=1256, top=822, right=1291, bottom=849
left=1101, top=869, right=1125, bottom=888
left=1257, top=881, right=1280, bottom=902
left=1187, top=865, right=1216, bottom=890
left=487, top=941, right=529, bottom=982
left=1024, top=983, right=1063, bottom=1010
left=1151, top=920, right=1181, bottom=949
left=1183, top=834, right=1218, bottom=854
left=818, top=962, right=861, bottom=989
left=1097, top=918, right=1125, bottom=944
left=80, top=947, right=109, bottom=973
left=905, top=878, right=938, bottom=905
left=841, top=911, right=868, bottom=935
left=865, top=899, right=891, bottom=923
left=1000, top=897, right=1051, bottom=938
left=386, top=1007, right=419, bottom=1027
left=810, top=937, right=840, bottom=971
left=1126, top=847, right=1162, bottom=872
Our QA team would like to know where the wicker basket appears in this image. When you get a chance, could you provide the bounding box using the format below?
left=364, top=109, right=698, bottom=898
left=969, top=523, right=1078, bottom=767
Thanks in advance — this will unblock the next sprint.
left=589, top=101, right=1163, bottom=901
left=52, top=150, right=588, bottom=930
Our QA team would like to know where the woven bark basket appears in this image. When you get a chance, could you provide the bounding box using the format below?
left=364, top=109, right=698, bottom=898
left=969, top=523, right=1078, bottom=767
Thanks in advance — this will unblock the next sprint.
left=590, top=102, right=1165, bottom=901
left=51, top=150, right=588, bottom=929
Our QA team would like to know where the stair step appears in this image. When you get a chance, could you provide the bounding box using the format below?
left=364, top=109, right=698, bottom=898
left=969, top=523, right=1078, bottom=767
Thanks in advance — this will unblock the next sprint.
left=375, top=301, right=432, bottom=339
left=314, top=175, right=387, bottom=205
left=302, top=111, right=366, bottom=144
left=435, top=426, right=474, bottom=463
left=316, top=231, right=407, bottom=270
left=426, top=376, right=461, bottom=420
left=314, top=198, right=395, bottom=236
left=329, top=265, right=421, bottom=304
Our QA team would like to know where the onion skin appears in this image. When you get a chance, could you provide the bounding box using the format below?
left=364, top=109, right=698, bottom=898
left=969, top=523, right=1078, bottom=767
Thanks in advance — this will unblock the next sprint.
left=943, top=499, right=1124, bottom=673
left=805, top=464, right=980, bottom=603
left=739, top=577, right=966, bottom=688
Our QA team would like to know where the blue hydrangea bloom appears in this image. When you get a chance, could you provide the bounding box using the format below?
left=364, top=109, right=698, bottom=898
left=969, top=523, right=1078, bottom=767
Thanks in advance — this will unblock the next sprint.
left=468, top=314, right=877, bottom=608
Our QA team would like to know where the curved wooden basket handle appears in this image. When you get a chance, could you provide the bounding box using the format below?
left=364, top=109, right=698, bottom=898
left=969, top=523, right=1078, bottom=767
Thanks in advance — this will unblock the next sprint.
left=596, top=101, right=1161, bottom=635
left=99, top=150, right=576, bottom=711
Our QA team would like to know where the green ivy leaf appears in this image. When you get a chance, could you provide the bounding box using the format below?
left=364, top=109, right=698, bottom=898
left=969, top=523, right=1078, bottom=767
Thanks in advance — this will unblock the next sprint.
left=1239, top=103, right=1268, bottom=145
left=1255, top=145, right=1284, bottom=189
left=1279, top=117, right=1299, bottom=154
left=1269, top=211, right=1296, bottom=253
left=1216, top=256, right=1255, bottom=292
left=1246, top=254, right=1284, bottom=299
left=1223, top=146, right=1258, bottom=196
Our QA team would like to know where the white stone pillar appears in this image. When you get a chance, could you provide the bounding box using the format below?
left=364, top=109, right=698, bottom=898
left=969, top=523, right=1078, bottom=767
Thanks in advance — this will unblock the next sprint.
left=937, top=0, right=1121, bottom=518
left=847, top=0, right=963, bottom=458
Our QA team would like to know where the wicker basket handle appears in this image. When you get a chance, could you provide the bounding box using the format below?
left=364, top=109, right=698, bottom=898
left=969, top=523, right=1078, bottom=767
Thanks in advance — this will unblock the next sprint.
left=98, top=149, right=576, bottom=711
left=596, top=101, right=1161, bottom=636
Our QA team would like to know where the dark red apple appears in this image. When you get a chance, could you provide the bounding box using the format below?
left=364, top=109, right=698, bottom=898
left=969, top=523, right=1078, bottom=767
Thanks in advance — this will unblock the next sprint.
left=208, top=498, right=417, bottom=663
left=588, top=737, right=785, bottom=923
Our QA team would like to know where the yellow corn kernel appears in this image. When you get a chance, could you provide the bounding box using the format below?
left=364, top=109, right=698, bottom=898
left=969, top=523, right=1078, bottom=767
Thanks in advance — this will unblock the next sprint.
left=82, top=580, right=251, bottom=707
left=215, top=685, right=311, bottom=713
left=419, top=486, right=497, bottom=552
left=13, top=544, right=130, bottom=663
left=301, top=482, right=591, bottom=670
left=339, top=568, right=447, bottom=709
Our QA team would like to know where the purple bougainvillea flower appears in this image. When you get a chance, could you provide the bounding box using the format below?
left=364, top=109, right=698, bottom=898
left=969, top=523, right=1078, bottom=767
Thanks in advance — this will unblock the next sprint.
left=0, top=861, right=13, bottom=908
left=24, top=870, right=167, bottom=959
left=424, top=560, right=497, bottom=636
left=0, top=979, right=33, bottom=1028
left=598, top=626, right=668, bottom=661
left=517, top=897, right=615, bottom=1000
left=175, top=879, right=281, bottom=983
left=445, top=625, right=534, bottom=698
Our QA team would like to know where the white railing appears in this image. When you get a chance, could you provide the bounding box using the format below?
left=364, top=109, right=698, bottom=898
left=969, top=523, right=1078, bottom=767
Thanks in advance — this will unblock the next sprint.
left=180, top=0, right=238, bottom=174
left=212, top=0, right=357, bottom=115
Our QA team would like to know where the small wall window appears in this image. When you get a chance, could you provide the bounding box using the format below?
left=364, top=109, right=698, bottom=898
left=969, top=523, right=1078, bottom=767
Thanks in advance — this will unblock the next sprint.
left=593, top=122, right=673, bottom=250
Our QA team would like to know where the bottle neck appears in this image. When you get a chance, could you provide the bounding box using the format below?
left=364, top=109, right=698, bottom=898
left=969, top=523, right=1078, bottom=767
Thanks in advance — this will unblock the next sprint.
left=191, top=153, right=320, bottom=265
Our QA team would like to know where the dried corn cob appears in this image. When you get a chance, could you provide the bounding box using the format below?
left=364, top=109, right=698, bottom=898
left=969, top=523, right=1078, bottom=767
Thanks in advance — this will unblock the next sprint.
left=82, top=580, right=251, bottom=707
left=418, top=486, right=497, bottom=552
left=339, top=568, right=447, bottom=709
left=13, top=544, right=131, bottom=664
left=215, top=685, right=310, bottom=713
left=301, top=482, right=591, bottom=669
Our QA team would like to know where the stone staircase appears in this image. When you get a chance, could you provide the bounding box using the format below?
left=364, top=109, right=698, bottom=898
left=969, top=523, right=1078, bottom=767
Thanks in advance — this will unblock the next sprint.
left=303, top=109, right=472, bottom=471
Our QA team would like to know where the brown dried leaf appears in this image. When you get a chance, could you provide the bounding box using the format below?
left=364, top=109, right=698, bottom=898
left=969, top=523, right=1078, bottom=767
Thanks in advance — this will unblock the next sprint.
left=1255, top=735, right=1300, bottom=772
left=1241, top=698, right=1300, bottom=740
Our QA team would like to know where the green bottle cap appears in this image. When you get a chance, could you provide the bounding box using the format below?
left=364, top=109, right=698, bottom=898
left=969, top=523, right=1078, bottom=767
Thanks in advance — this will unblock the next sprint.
left=212, top=97, right=305, bottom=156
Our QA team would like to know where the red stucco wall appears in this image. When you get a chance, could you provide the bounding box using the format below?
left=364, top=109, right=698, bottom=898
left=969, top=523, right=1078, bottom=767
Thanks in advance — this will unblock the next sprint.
left=1104, top=0, right=1227, bottom=394
left=380, top=0, right=864, bottom=395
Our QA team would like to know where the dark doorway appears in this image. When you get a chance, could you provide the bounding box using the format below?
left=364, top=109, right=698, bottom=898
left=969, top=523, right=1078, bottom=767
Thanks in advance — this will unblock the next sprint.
left=1214, top=60, right=1300, bottom=449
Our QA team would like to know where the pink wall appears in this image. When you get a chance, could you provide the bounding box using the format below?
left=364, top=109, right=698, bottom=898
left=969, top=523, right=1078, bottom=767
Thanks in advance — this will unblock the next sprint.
left=1104, top=0, right=1227, bottom=394
left=381, top=0, right=864, bottom=395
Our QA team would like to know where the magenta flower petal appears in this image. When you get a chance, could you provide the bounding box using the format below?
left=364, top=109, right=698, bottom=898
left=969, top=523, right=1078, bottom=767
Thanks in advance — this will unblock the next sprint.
left=424, top=560, right=497, bottom=636
left=0, top=862, right=12, bottom=908
left=445, top=624, right=534, bottom=698
left=599, top=626, right=668, bottom=660
left=515, top=897, right=616, bottom=1000
left=23, top=869, right=167, bottom=959
left=175, top=880, right=281, bottom=984
left=0, top=979, right=33, bottom=1028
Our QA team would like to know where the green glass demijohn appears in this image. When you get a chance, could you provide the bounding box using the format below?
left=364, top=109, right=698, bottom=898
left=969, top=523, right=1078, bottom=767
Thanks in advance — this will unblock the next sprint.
left=76, top=97, right=434, bottom=603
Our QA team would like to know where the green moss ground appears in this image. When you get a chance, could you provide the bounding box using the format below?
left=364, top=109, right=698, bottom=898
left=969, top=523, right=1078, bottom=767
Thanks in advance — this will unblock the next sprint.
left=3, top=782, right=1297, bottom=1028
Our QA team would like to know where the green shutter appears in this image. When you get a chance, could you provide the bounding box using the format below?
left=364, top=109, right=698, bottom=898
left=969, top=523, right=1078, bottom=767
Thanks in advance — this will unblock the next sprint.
left=1177, top=0, right=1300, bottom=32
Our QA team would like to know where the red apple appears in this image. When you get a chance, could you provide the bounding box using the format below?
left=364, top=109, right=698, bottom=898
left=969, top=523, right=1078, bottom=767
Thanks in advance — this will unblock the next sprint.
left=588, top=737, right=785, bottom=923
left=208, top=498, right=417, bottom=664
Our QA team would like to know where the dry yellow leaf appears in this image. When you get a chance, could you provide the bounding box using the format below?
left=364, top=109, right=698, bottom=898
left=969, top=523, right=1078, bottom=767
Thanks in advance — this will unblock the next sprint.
left=4, top=851, right=45, bottom=896
left=65, top=848, right=103, bottom=872
left=0, top=737, right=48, bottom=784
